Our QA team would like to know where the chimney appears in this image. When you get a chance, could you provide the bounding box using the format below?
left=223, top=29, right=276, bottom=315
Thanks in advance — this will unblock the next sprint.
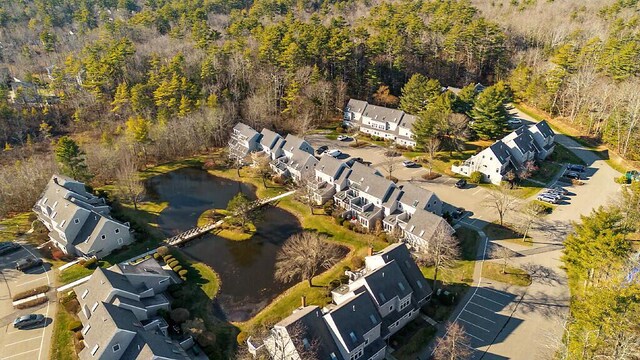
left=301, top=296, right=306, bottom=308
left=367, top=247, right=373, bottom=257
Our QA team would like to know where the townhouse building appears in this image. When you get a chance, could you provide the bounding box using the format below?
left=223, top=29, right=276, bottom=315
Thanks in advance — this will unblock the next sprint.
left=229, top=122, right=262, bottom=160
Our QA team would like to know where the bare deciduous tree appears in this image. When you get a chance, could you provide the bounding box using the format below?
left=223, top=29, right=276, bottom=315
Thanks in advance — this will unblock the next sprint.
left=425, top=136, right=441, bottom=175
left=114, top=153, right=145, bottom=210
left=484, top=184, right=518, bottom=226
left=490, top=244, right=516, bottom=274
left=433, top=322, right=473, bottom=360
left=381, top=154, right=397, bottom=181
left=250, top=152, right=272, bottom=188
left=294, top=178, right=318, bottom=215
left=414, top=221, right=460, bottom=292
left=516, top=201, right=547, bottom=241
left=275, top=232, right=342, bottom=287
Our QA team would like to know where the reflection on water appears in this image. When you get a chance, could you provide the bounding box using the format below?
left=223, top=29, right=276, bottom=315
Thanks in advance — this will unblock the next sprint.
left=146, top=167, right=301, bottom=321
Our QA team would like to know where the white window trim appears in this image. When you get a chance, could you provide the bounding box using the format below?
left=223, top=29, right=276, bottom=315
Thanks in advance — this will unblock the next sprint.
left=81, top=289, right=89, bottom=299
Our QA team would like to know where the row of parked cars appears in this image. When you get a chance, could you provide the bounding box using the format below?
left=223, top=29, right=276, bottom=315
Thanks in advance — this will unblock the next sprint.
left=0, top=242, right=44, bottom=271
left=537, top=186, right=569, bottom=204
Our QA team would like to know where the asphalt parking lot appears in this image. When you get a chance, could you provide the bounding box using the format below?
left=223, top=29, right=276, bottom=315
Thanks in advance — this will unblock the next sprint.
left=0, top=243, right=55, bottom=360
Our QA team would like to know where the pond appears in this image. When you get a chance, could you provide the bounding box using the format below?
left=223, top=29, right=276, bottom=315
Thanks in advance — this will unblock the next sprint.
left=145, top=167, right=302, bottom=321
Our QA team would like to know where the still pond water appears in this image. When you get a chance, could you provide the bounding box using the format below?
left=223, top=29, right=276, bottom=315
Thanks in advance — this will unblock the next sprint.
left=145, top=167, right=301, bottom=321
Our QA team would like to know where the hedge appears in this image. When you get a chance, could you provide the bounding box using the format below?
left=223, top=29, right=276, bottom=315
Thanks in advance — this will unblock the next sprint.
left=153, top=252, right=161, bottom=260
left=67, top=320, right=83, bottom=332
left=82, top=257, right=97, bottom=268
left=168, top=260, right=179, bottom=268
left=156, top=246, right=170, bottom=256
left=469, top=171, right=483, bottom=184
left=15, top=297, right=47, bottom=309
left=178, top=269, right=188, bottom=277
left=13, top=285, right=50, bottom=301
left=163, top=255, right=174, bottom=263
left=173, top=265, right=182, bottom=273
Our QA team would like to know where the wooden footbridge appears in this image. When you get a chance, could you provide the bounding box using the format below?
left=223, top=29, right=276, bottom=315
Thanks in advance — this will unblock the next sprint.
left=166, top=190, right=296, bottom=246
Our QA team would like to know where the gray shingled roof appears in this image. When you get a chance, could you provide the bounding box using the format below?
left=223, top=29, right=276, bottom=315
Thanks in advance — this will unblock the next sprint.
left=259, top=128, right=282, bottom=150
left=399, top=114, right=417, bottom=128
left=396, top=183, right=438, bottom=211
left=284, top=134, right=308, bottom=153
left=316, top=156, right=346, bottom=180
left=362, top=104, right=405, bottom=124
left=404, top=209, right=453, bottom=244
left=289, top=148, right=318, bottom=171
left=376, top=243, right=433, bottom=301
left=346, top=99, right=368, bottom=114
left=489, top=141, right=512, bottom=165
left=326, top=291, right=382, bottom=352
left=75, top=267, right=139, bottom=311
left=116, top=257, right=166, bottom=276
left=348, top=163, right=395, bottom=201
left=363, top=261, right=412, bottom=306
left=80, top=302, right=138, bottom=359
left=276, top=306, right=345, bottom=360
left=530, top=120, right=554, bottom=138
left=233, top=122, right=259, bottom=139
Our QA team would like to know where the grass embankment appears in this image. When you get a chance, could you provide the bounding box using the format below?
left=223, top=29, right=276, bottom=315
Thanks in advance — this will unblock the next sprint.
left=484, top=222, right=532, bottom=247
left=391, top=319, right=437, bottom=359
left=420, top=227, right=479, bottom=287
left=58, top=264, right=94, bottom=285
left=482, top=262, right=532, bottom=287
left=197, top=209, right=256, bottom=241
left=0, top=212, right=50, bottom=246
left=50, top=304, right=79, bottom=360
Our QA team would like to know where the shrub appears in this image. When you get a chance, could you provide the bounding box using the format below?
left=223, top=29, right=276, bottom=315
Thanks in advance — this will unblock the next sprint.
left=178, top=269, right=188, bottom=277
left=67, top=320, right=83, bottom=332
left=452, top=160, right=461, bottom=166
left=342, top=221, right=353, bottom=230
left=51, top=249, right=65, bottom=260
left=153, top=252, right=161, bottom=260
left=163, top=255, right=174, bottom=263
left=82, top=257, right=97, bottom=269
left=197, top=332, right=217, bottom=347
left=615, top=175, right=630, bottom=184
left=323, top=200, right=334, bottom=216
left=156, top=246, right=170, bottom=256
left=351, top=256, right=364, bottom=270
left=339, top=274, right=349, bottom=284
left=170, top=308, right=190, bottom=323
left=168, top=260, right=179, bottom=268
left=173, top=265, right=182, bottom=273
left=336, top=126, right=345, bottom=133
left=329, top=279, right=341, bottom=289
left=469, top=171, right=483, bottom=184
left=15, top=297, right=47, bottom=309
left=13, top=285, right=50, bottom=301
left=74, top=331, right=84, bottom=341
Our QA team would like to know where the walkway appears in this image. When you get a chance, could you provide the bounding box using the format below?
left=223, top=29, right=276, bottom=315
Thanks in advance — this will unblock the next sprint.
left=166, top=190, right=296, bottom=246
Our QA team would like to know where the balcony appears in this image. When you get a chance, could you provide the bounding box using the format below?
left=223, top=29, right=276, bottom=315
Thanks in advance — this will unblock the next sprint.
left=350, top=198, right=373, bottom=213
left=308, top=180, right=328, bottom=191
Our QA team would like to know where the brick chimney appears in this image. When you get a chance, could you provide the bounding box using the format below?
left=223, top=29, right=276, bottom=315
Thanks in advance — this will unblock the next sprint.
left=301, top=296, right=306, bottom=307
left=367, top=247, right=373, bottom=257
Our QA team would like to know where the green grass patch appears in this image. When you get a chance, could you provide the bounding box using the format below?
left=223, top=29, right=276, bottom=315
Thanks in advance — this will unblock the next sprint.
left=530, top=162, right=562, bottom=184
left=482, top=262, right=532, bottom=286
left=58, top=264, right=94, bottom=285
left=0, top=212, right=50, bottom=246
left=549, top=143, right=586, bottom=166
left=484, top=222, right=532, bottom=247
left=50, top=306, right=79, bottom=360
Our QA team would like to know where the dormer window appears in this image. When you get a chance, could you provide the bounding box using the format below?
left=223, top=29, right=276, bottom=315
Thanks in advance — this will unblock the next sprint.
left=101, top=234, right=106, bottom=240
left=398, top=282, right=405, bottom=291
left=74, top=218, right=80, bottom=224
left=112, top=344, right=120, bottom=352
left=60, top=220, right=66, bottom=227
left=91, top=302, right=98, bottom=311
left=349, top=331, right=357, bottom=343
left=91, top=345, right=99, bottom=356
left=81, top=289, right=89, bottom=299
left=114, top=228, right=120, bottom=234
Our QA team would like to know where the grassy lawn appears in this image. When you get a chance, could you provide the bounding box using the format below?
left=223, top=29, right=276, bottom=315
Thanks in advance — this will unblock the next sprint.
left=530, top=162, right=562, bottom=184
left=0, top=212, right=50, bottom=246
left=549, top=143, right=586, bottom=166
left=403, top=149, right=477, bottom=177
left=484, top=222, right=532, bottom=247
left=58, top=264, right=94, bottom=285
left=482, top=262, right=532, bottom=286
left=196, top=209, right=256, bottom=241
left=50, top=304, right=79, bottom=360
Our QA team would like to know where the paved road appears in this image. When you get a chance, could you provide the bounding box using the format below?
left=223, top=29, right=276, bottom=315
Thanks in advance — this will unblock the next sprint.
left=308, top=108, right=623, bottom=359
left=0, top=243, right=55, bottom=360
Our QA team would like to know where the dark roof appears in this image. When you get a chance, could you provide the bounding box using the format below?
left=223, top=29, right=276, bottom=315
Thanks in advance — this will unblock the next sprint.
left=530, top=120, right=554, bottom=138
left=511, top=132, right=536, bottom=155
left=259, top=128, right=282, bottom=149
left=316, top=156, right=346, bottom=179
left=363, top=261, right=412, bottom=306
left=362, top=104, right=404, bottom=124
left=72, top=212, right=100, bottom=245
left=346, top=99, right=368, bottom=114
left=326, top=291, right=382, bottom=352
left=276, top=306, right=344, bottom=360
left=399, top=114, right=417, bottom=128
left=488, top=141, right=512, bottom=164
left=376, top=243, right=432, bottom=301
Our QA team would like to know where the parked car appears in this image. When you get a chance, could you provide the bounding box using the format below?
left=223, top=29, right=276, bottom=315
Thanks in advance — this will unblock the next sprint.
left=402, top=160, right=417, bottom=167
left=346, top=157, right=364, bottom=167
left=13, top=314, right=45, bottom=329
left=455, top=179, right=467, bottom=189
left=0, top=242, right=20, bottom=255
left=315, top=145, right=328, bottom=155
left=16, top=257, right=43, bottom=271
left=542, top=191, right=563, bottom=200
left=435, top=288, right=457, bottom=305
left=537, top=194, right=558, bottom=204
left=564, top=171, right=581, bottom=180
left=507, top=118, right=522, bottom=126
left=337, top=135, right=349, bottom=141
left=567, top=164, right=586, bottom=172
left=551, top=186, right=569, bottom=195
left=326, top=149, right=342, bottom=158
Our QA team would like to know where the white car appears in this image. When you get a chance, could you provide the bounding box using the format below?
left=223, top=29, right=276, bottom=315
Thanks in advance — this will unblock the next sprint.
left=507, top=118, right=522, bottom=126
left=337, top=135, right=349, bottom=141
left=326, top=149, right=342, bottom=158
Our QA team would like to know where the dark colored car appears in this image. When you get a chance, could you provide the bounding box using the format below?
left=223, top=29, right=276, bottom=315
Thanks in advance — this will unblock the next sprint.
left=435, top=288, right=457, bottom=305
left=564, top=171, right=581, bottom=180
left=16, top=257, right=43, bottom=271
left=455, top=179, right=467, bottom=188
left=13, top=314, right=45, bottom=329
left=0, top=242, right=21, bottom=255
left=316, top=145, right=328, bottom=155
left=567, top=164, right=586, bottom=172
left=452, top=207, right=465, bottom=219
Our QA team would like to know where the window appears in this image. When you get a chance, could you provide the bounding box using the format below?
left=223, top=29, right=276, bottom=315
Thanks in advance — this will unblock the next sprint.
left=416, top=280, right=424, bottom=289
left=82, top=325, right=91, bottom=335
left=91, top=345, right=99, bottom=356
left=81, top=289, right=89, bottom=299
left=60, top=220, right=66, bottom=227
left=369, top=314, right=377, bottom=325
left=91, top=302, right=99, bottom=312
left=159, top=278, right=169, bottom=284
left=117, top=238, right=123, bottom=245
left=101, top=234, right=106, bottom=240
left=349, top=331, right=357, bottom=343
left=398, top=282, right=405, bottom=291
left=330, top=353, right=338, bottom=360
left=378, top=292, right=387, bottom=303
left=112, top=344, right=120, bottom=352
left=114, top=228, right=120, bottom=234
left=74, top=218, right=80, bottom=224
left=389, top=305, right=394, bottom=311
